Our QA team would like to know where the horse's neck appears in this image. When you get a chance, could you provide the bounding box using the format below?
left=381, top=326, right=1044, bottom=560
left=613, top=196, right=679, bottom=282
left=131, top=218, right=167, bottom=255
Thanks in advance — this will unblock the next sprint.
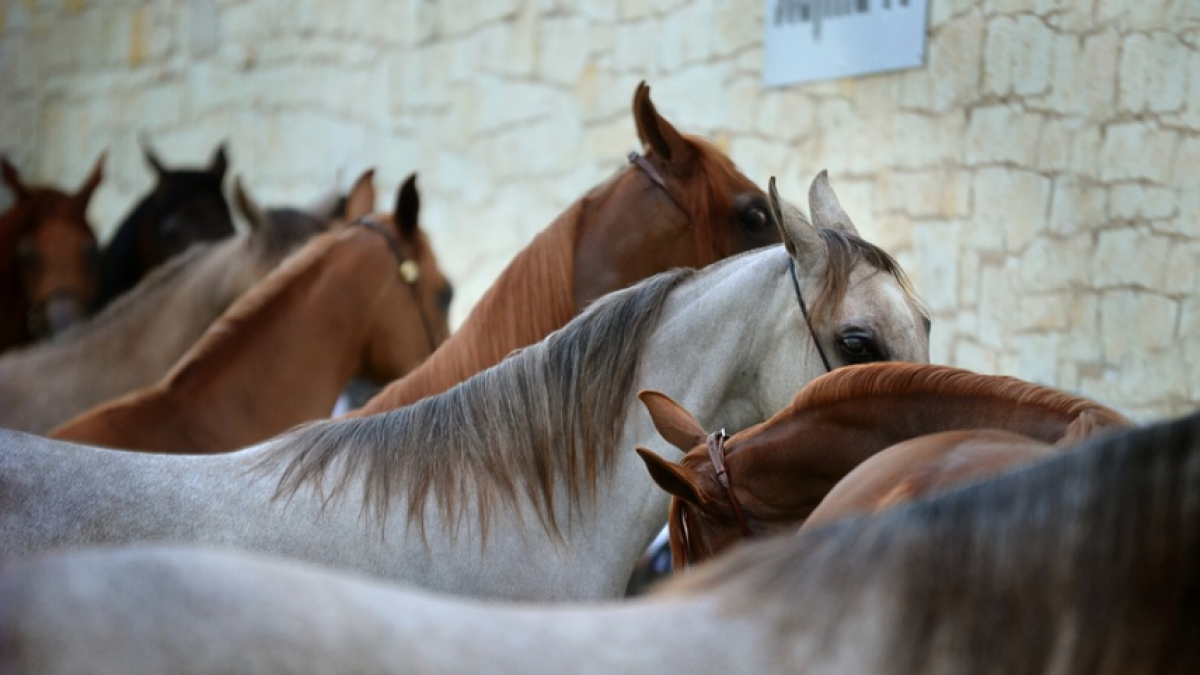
left=158, top=246, right=379, bottom=448
left=777, top=390, right=1091, bottom=475
left=353, top=206, right=580, bottom=415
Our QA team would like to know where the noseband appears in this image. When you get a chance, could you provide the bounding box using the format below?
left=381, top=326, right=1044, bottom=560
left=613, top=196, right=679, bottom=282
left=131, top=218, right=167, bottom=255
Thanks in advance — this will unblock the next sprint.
left=352, top=217, right=441, bottom=354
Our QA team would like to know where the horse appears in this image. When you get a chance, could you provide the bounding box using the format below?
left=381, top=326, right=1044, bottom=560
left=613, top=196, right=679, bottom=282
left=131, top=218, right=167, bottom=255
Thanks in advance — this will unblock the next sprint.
left=636, top=362, right=1134, bottom=569
left=0, top=172, right=367, bottom=434
left=348, top=81, right=781, bottom=416
left=0, top=155, right=104, bottom=352
left=95, top=140, right=236, bottom=308
left=1, top=410, right=1196, bottom=675
left=0, top=174, right=929, bottom=601
left=49, top=174, right=452, bottom=452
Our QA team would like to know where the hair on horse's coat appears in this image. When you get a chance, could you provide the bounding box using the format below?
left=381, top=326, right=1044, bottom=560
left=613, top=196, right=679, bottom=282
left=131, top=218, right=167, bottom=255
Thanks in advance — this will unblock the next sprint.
left=664, top=410, right=1200, bottom=675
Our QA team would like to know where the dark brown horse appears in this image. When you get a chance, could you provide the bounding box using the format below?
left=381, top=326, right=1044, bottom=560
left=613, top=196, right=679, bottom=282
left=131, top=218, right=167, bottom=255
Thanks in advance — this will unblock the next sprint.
left=96, top=141, right=235, bottom=308
left=0, top=155, right=104, bottom=352
left=348, top=81, right=778, bottom=416
left=638, top=362, right=1134, bottom=568
left=50, top=174, right=452, bottom=453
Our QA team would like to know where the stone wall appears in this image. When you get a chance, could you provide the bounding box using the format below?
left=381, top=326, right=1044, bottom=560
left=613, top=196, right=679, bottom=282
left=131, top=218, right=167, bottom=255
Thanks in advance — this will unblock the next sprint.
left=1, top=0, right=1196, bottom=420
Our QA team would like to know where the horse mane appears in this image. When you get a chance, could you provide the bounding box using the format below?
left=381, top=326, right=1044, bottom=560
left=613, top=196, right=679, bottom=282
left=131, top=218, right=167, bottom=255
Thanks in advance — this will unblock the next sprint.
left=250, top=207, right=329, bottom=258
left=670, top=133, right=755, bottom=262
left=362, top=202, right=580, bottom=411
left=787, top=362, right=1133, bottom=430
left=257, top=268, right=694, bottom=540
left=163, top=229, right=343, bottom=387
left=663, top=411, right=1200, bottom=674
left=809, top=228, right=921, bottom=323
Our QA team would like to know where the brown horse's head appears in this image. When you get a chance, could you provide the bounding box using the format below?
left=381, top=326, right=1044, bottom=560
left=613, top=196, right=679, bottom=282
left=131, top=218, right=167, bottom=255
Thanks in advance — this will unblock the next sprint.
left=571, top=81, right=779, bottom=312
left=349, top=172, right=453, bottom=383
left=1, top=154, right=103, bottom=346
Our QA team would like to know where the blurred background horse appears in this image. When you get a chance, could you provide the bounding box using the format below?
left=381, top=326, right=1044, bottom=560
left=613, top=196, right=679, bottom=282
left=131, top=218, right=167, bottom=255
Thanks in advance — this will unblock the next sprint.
left=0, top=155, right=104, bottom=351
left=95, top=140, right=236, bottom=309
left=51, top=174, right=452, bottom=452
left=0, top=173, right=352, bottom=434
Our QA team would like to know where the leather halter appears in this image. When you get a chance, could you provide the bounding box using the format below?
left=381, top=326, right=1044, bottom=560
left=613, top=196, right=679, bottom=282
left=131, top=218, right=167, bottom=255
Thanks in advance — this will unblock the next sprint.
left=352, top=217, right=440, bottom=354
left=789, top=257, right=833, bottom=373
left=707, top=429, right=752, bottom=538
left=628, top=151, right=686, bottom=213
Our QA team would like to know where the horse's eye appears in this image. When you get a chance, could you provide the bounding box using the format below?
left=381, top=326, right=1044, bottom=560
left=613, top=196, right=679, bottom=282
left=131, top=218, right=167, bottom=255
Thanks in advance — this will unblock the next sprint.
left=837, top=333, right=883, bottom=363
left=740, top=205, right=769, bottom=231
left=438, top=284, right=454, bottom=313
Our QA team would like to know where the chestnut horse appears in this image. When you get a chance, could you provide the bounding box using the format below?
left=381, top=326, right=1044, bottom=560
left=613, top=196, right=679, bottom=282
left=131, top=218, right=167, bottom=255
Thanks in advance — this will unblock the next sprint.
left=50, top=174, right=451, bottom=452
left=0, top=155, right=104, bottom=351
left=0, top=174, right=353, bottom=434
left=95, top=140, right=235, bottom=308
left=638, top=362, right=1134, bottom=568
left=3, top=411, right=1196, bottom=674
left=0, top=175, right=929, bottom=601
left=348, top=81, right=779, bottom=415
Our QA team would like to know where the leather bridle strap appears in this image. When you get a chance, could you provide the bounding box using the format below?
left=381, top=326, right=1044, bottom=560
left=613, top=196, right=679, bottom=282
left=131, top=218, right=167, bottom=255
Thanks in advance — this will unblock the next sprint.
left=628, top=151, right=686, bottom=213
left=788, top=257, right=833, bottom=373
left=707, top=429, right=753, bottom=538
left=352, top=217, right=440, bottom=354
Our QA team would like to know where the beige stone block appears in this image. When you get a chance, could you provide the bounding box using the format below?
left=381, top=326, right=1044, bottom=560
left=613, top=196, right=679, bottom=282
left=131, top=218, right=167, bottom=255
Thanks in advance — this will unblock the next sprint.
left=928, top=315, right=955, bottom=364
left=892, top=111, right=965, bottom=170
left=953, top=338, right=1000, bottom=374
left=1100, top=290, right=1178, bottom=357
left=966, top=104, right=1042, bottom=166
left=1049, top=177, right=1107, bottom=236
left=537, top=17, right=593, bottom=85
left=1033, top=29, right=1119, bottom=118
left=653, top=61, right=734, bottom=131
left=612, top=19, right=660, bottom=74
left=1017, top=293, right=1071, bottom=332
left=713, top=0, right=760, bottom=57
left=1110, top=352, right=1188, bottom=410
left=978, top=261, right=1019, bottom=349
left=755, top=89, right=813, bottom=143
left=1118, top=32, right=1189, bottom=115
left=972, top=167, right=1052, bottom=253
left=1181, top=297, right=1200, bottom=342
left=1173, top=138, right=1200, bottom=236
left=1109, top=183, right=1178, bottom=221
left=440, top=0, right=520, bottom=37
left=1164, top=242, right=1199, bottom=295
left=1093, top=227, right=1171, bottom=289
left=876, top=169, right=958, bottom=219
left=1100, top=122, right=1176, bottom=183
left=1013, top=333, right=1061, bottom=386
left=982, top=14, right=1054, bottom=98
left=1098, top=0, right=1174, bottom=30
left=1016, top=232, right=1093, bottom=291
left=913, top=220, right=961, bottom=312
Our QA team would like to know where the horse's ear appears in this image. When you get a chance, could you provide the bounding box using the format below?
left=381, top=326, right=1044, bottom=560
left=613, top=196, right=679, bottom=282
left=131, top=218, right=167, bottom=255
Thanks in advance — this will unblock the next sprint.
left=770, top=176, right=824, bottom=271
left=208, top=143, right=229, bottom=181
left=1061, top=409, right=1135, bottom=447
left=395, top=173, right=419, bottom=241
left=140, top=136, right=167, bottom=177
left=73, top=152, right=105, bottom=208
left=232, top=176, right=267, bottom=232
left=808, top=170, right=858, bottom=236
left=636, top=448, right=707, bottom=506
left=343, top=168, right=376, bottom=223
left=639, top=390, right=707, bottom=453
left=1, top=157, right=28, bottom=198
left=632, top=81, right=695, bottom=172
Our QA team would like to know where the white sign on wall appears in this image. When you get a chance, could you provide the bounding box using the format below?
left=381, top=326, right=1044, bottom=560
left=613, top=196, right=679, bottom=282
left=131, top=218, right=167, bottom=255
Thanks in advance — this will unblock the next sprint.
left=763, top=0, right=929, bottom=87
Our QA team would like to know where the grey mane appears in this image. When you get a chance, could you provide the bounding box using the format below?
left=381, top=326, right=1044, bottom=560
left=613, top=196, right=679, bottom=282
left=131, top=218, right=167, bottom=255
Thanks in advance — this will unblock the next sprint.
left=667, top=412, right=1200, bottom=675
left=258, top=268, right=696, bottom=539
